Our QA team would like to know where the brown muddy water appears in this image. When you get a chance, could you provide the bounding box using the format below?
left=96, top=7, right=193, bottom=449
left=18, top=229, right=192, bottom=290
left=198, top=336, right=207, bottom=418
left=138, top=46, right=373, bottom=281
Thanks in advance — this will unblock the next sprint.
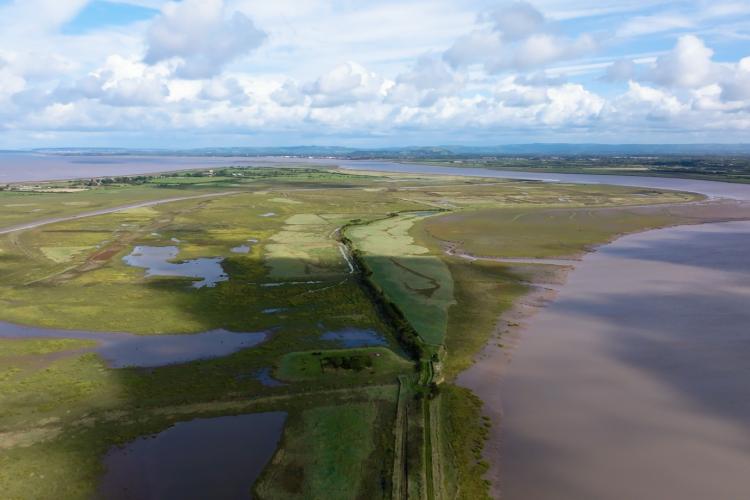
left=459, top=220, right=750, bottom=499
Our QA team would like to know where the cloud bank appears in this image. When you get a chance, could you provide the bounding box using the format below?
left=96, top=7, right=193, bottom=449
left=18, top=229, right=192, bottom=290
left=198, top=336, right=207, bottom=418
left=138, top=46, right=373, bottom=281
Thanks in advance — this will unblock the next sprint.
left=0, top=0, right=749, bottom=147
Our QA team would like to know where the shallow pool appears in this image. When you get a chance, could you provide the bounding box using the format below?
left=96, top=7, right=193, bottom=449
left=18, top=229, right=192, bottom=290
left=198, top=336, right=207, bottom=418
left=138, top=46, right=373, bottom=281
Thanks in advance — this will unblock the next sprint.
left=97, top=412, right=287, bottom=499
left=0, top=322, right=269, bottom=368
left=123, top=245, right=227, bottom=288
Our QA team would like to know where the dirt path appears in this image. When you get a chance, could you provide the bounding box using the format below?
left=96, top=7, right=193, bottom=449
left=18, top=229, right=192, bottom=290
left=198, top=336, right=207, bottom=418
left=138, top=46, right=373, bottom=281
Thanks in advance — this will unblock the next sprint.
left=0, top=191, right=239, bottom=235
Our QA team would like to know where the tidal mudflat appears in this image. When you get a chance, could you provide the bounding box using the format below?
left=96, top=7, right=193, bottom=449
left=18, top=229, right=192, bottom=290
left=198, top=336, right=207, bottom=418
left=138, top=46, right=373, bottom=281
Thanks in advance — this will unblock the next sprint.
left=0, top=322, right=268, bottom=368
left=460, top=220, right=750, bottom=499
left=97, top=412, right=287, bottom=499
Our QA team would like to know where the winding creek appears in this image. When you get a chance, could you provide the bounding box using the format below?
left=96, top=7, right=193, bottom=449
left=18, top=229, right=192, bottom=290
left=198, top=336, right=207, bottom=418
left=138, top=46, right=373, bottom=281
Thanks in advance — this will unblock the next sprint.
left=3, top=154, right=750, bottom=498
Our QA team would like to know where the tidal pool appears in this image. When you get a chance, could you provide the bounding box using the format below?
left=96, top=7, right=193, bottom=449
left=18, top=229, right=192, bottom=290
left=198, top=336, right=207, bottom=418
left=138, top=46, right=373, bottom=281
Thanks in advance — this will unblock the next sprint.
left=123, top=245, right=228, bottom=288
left=321, top=327, right=387, bottom=348
left=97, top=412, right=287, bottom=499
left=0, top=322, right=269, bottom=368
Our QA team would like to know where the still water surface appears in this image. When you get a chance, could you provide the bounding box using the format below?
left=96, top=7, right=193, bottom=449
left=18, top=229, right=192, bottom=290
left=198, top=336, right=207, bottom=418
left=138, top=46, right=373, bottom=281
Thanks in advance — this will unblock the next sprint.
left=0, top=322, right=268, bottom=368
left=5, top=152, right=750, bottom=201
left=123, top=245, right=228, bottom=288
left=97, top=412, right=287, bottom=499
left=459, top=220, right=750, bottom=499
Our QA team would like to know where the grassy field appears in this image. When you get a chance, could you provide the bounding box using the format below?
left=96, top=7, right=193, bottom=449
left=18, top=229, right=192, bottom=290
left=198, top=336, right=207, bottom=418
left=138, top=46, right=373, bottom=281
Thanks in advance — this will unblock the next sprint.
left=346, top=213, right=455, bottom=345
left=423, top=205, right=693, bottom=258
left=0, top=165, right=701, bottom=499
left=276, top=347, right=413, bottom=383
left=256, top=399, right=396, bottom=499
left=0, top=186, right=208, bottom=229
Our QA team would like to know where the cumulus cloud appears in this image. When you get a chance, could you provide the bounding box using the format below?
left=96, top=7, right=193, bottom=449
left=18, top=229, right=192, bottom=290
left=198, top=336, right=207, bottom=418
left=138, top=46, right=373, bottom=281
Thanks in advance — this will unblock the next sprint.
left=443, top=30, right=504, bottom=69
left=616, top=81, right=685, bottom=121
left=271, top=81, right=305, bottom=107
left=721, top=57, right=750, bottom=102
left=199, top=77, right=250, bottom=104
left=513, top=33, right=596, bottom=70
left=484, top=1, right=545, bottom=41
left=3, top=0, right=750, bottom=146
left=639, top=35, right=750, bottom=108
left=443, top=2, right=597, bottom=73
left=651, top=35, right=715, bottom=89
left=387, top=55, right=461, bottom=107
left=541, top=83, right=604, bottom=125
left=301, top=62, right=387, bottom=108
left=54, top=56, right=170, bottom=107
left=144, top=0, right=266, bottom=79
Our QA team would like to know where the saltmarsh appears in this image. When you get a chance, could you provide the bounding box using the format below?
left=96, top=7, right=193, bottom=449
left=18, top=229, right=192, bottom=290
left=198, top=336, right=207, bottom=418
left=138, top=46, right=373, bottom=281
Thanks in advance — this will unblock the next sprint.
left=0, top=166, right=699, bottom=499
left=347, top=213, right=455, bottom=345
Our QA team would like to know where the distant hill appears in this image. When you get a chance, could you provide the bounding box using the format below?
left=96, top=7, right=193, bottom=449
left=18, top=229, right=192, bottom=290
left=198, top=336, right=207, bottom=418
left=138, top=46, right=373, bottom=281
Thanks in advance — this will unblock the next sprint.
left=30, top=143, right=750, bottom=157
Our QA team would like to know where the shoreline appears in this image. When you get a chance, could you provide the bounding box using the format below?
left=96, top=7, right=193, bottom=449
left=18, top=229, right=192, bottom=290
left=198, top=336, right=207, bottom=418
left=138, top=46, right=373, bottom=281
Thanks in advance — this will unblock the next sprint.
left=455, top=265, right=570, bottom=498
left=457, top=209, right=750, bottom=498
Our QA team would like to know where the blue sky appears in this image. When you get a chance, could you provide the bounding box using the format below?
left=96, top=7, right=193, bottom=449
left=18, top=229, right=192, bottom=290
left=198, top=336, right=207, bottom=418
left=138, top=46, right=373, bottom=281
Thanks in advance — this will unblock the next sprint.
left=0, top=0, right=749, bottom=148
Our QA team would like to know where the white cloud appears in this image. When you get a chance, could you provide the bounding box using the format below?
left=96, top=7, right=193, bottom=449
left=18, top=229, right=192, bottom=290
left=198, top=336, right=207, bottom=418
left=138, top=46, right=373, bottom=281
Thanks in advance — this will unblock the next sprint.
left=541, top=83, right=604, bottom=125
left=443, top=2, right=598, bottom=74
left=199, top=77, right=250, bottom=104
left=0, top=0, right=89, bottom=34
left=443, top=30, right=504, bottom=69
left=144, top=0, right=267, bottom=78
left=513, top=33, right=596, bottom=69
left=485, top=1, right=545, bottom=41
left=651, top=35, right=715, bottom=89
left=603, top=59, right=637, bottom=82
left=617, top=14, right=693, bottom=38
left=721, top=57, right=750, bottom=102
left=616, top=81, right=687, bottom=121
left=271, top=81, right=306, bottom=107
left=54, top=55, right=170, bottom=107
left=2, top=0, right=750, bottom=147
left=301, top=62, right=389, bottom=108
left=387, top=55, right=462, bottom=107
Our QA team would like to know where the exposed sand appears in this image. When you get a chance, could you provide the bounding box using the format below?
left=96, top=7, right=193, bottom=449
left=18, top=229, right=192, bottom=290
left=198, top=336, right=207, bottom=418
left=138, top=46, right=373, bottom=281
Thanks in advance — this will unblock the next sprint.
left=458, top=219, right=750, bottom=499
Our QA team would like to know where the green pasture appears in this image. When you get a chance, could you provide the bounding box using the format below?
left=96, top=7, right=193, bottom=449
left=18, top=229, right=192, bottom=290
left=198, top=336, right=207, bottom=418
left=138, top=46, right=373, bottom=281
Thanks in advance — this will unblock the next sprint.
left=347, top=213, right=455, bottom=345
left=424, top=206, right=689, bottom=258
left=256, top=399, right=395, bottom=500
left=0, top=186, right=212, bottom=229
left=276, top=347, right=413, bottom=383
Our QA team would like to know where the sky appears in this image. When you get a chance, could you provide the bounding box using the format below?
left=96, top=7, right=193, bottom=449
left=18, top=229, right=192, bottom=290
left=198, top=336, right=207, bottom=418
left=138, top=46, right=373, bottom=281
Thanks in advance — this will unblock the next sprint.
left=0, top=0, right=749, bottom=148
